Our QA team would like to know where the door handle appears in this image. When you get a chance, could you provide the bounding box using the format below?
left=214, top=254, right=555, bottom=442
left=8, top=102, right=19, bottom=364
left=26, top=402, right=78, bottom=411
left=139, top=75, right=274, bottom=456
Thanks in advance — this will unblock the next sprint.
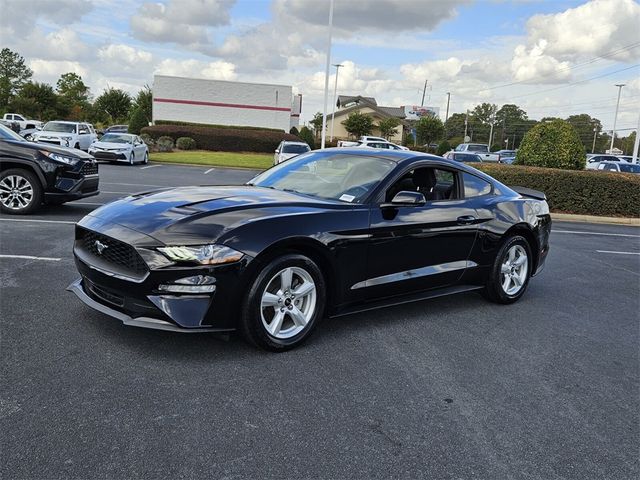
left=457, top=215, right=476, bottom=225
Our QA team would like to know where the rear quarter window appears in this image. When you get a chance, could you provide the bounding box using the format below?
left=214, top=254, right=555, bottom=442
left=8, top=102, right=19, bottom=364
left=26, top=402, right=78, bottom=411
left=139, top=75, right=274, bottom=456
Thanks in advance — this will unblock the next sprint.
left=463, top=172, right=492, bottom=197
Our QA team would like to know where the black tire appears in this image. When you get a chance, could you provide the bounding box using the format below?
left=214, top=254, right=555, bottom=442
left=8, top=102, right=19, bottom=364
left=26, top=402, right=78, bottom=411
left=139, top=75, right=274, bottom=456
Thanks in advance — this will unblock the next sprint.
left=240, top=253, right=326, bottom=351
left=0, top=168, right=43, bottom=215
left=74, top=143, right=80, bottom=149
left=129, top=152, right=135, bottom=165
left=143, top=152, right=149, bottom=164
left=482, top=235, right=532, bottom=304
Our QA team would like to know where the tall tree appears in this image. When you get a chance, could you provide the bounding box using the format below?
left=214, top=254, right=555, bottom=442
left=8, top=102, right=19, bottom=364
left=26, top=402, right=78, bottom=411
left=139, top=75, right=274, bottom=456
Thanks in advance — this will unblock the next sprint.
left=565, top=114, right=602, bottom=153
left=56, top=72, right=91, bottom=120
left=56, top=72, right=90, bottom=103
left=341, top=112, right=374, bottom=138
left=495, top=104, right=528, bottom=147
left=10, top=82, right=57, bottom=120
left=0, top=48, right=33, bottom=109
left=310, top=112, right=324, bottom=138
left=470, top=103, right=497, bottom=143
left=378, top=117, right=400, bottom=140
left=444, top=113, right=467, bottom=139
left=131, top=85, right=152, bottom=123
left=94, top=88, right=132, bottom=123
left=415, top=115, right=444, bottom=146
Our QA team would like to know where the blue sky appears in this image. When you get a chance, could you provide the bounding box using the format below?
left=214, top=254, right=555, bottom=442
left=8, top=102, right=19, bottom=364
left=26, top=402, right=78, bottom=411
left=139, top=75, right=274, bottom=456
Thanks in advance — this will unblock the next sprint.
left=2, top=0, right=639, bottom=130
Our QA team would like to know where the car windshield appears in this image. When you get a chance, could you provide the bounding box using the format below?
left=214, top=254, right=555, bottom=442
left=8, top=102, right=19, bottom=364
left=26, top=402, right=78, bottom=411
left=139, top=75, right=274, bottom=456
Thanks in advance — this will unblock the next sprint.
left=618, top=164, right=640, bottom=173
left=100, top=133, right=132, bottom=144
left=468, top=144, right=489, bottom=152
left=282, top=144, right=310, bottom=154
left=43, top=122, right=76, bottom=133
left=0, top=124, right=25, bottom=142
left=250, top=151, right=396, bottom=203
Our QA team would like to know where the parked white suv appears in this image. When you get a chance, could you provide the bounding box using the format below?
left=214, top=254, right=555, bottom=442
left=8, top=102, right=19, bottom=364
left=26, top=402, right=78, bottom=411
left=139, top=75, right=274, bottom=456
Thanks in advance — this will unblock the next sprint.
left=274, top=141, right=311, bottom=165
left=32, top=121, right=98, bottom=150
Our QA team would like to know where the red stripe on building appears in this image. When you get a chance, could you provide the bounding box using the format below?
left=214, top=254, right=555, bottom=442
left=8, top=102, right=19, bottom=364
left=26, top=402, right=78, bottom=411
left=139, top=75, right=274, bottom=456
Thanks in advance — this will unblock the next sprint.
left=154, top=97, right=291, bottom=112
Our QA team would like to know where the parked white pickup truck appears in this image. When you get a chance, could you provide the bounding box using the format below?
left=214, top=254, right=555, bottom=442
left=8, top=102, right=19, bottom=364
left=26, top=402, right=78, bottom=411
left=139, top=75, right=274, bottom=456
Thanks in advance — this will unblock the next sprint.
left=452, top=143, right=501, bottom=162
left=2, top=113, right=43, bottom=130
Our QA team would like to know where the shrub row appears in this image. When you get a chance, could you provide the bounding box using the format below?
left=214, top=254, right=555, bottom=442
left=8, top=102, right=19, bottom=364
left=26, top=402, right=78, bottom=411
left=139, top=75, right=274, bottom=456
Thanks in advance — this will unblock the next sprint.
left=141, top=124, right=299, bottom=153
left=477, top=164, right=640, bottom=218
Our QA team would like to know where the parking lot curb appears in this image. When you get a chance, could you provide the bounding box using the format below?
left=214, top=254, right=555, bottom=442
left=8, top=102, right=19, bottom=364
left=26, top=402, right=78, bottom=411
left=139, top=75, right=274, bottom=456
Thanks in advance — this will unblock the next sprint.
left=551, top=213, right=640, bottom=226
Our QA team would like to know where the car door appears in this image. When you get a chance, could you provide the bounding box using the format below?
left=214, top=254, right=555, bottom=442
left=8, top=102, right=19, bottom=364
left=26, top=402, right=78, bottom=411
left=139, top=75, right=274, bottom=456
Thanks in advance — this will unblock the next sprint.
left=134, top=136, right=146, bottom=157
left=361, top=163, right=479, bottom=299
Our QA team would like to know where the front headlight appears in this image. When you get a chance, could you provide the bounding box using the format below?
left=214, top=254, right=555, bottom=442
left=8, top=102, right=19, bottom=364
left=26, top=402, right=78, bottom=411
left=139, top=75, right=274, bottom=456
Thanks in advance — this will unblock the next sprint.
left=158, top=244, right=243, bottom=265
left=40, top=151, right=80, bottom=165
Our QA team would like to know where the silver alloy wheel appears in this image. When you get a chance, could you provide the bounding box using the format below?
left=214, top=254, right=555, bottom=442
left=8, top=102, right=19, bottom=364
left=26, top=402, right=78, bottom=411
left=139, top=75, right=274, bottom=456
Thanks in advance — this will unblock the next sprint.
left=129, top=152, right=135, bottom=165
left=500, top=244, right=528, bottom=295
left=0, top=175, right=34, bottom=211
left=260, top=266, right=317, bottom=339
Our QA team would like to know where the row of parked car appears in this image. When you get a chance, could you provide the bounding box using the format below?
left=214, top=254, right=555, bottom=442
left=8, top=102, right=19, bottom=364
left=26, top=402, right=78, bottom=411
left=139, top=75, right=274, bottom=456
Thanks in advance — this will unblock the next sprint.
left=0, top=117, right=149, bottom=166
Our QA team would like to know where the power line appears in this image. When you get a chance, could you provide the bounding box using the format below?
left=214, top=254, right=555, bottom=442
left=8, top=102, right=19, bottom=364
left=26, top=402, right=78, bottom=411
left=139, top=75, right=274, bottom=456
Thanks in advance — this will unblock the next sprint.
left=476, top=41, right=640, bottom=93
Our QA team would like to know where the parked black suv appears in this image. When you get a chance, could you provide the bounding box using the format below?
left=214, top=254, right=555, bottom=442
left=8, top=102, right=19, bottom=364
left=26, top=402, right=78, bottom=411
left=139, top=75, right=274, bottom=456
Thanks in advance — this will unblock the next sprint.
left=0, top=124, right=99, bottom=214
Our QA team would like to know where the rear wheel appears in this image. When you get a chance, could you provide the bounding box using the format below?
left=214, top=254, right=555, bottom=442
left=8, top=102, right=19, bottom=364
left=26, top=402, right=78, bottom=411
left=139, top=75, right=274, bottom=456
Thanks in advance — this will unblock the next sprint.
left=143, top=152, right=149, bottom=164
left=0, top=169, right=43, bottom=214
left=482, top=235, right=532, bottom=304
left=240, top=254, right=326, bottom=351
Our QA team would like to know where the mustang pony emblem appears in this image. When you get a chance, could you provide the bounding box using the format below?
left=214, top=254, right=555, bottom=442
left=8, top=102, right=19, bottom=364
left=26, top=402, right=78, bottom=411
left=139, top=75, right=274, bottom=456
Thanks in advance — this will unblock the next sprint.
left=94, top=240, right=108, bottom=255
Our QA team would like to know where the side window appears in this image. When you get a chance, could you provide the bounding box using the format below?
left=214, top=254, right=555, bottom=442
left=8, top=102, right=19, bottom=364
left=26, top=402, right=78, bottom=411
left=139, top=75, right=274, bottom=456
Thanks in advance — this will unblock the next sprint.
left=463, top=172, right=492, bottom=197
left=454, top=144, right=464, bottom=152
left=385, top=167, right=458, bottom=202
left=604, top=164, right=617, bottom=171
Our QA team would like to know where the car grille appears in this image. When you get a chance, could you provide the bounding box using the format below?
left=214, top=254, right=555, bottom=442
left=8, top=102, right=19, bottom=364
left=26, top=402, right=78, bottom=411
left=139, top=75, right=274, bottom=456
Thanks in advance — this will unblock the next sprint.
left=84, top=279, right=125, bottom=307
left=80, top=161, right=98, bottom=175
left=77, top=228, right=148, bottom=278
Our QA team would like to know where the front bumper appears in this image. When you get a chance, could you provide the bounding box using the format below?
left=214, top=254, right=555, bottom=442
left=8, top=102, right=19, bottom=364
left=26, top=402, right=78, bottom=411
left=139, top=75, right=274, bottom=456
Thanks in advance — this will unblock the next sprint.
left=67, top=279, right=230, bottom=333
left=90, top=150, right=128, bottom=161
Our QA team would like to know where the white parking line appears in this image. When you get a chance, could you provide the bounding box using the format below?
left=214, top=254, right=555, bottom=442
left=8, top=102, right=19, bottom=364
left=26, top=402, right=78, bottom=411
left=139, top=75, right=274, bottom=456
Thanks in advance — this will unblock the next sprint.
left=0, top=218, right=75, bottom=225
left=140, top=165, right=160, bottom=170
left=204, top=168, right=215, bottom=174
left=553, top=229, right=640, bottom=238
left=0, top=254, right=61, bottom=261
left=596, top=250, right=640, bottom=255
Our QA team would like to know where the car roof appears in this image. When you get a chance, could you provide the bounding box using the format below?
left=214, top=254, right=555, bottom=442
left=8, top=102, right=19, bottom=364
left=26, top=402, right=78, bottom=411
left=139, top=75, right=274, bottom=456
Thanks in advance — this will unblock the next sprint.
left=281, top=141, right=309, bottom=145
left=46, top=120, right=80, bottom=125
left=102, top=132, right=134, bottom=137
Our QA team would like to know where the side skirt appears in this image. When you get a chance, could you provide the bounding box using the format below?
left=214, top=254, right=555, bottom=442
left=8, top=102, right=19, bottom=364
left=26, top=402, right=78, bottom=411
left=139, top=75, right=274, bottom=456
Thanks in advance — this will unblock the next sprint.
left=330, top=284, right=484, bottom=318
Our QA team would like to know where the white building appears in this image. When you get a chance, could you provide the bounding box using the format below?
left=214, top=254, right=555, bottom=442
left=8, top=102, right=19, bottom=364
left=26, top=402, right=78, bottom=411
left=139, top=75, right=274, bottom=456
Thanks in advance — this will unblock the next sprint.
left=152, top=75, right=301, bottom=131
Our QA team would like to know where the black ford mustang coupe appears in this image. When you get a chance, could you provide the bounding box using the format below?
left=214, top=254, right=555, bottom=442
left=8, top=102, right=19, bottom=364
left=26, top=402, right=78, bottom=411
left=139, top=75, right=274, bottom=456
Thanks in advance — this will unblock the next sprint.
left=68, top=149, right=551, bottom=351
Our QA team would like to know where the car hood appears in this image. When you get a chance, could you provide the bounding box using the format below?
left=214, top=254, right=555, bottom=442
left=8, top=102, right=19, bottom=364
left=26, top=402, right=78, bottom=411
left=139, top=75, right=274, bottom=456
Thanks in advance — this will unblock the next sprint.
left=8, top=139, right=93, bottom=158
left=34, top=131, right=75, bottom=138
left=91, top=141, right=132, bottom=150
left=84, top=185, right=344, bottom=246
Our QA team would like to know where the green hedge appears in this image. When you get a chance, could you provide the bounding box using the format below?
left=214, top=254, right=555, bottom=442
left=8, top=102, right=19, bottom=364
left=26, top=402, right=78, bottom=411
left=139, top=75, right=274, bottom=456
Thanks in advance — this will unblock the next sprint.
left=141, top=124, right=300, bottom=153
left=477, top=164, right=640, bottom=218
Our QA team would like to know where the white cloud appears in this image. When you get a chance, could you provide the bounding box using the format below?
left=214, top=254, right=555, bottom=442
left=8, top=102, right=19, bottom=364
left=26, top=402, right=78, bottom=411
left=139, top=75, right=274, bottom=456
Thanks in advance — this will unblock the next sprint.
left=510, top=40, right=572, bottom=83
left=274, top=0, right=470, bottom=33
left=0, top=0, right=93, bottom=35
left=154, top=59, right=238, bottom=81
left=524, top=0, right=640, bottom=62
left=98, top=44, right=154, bottom=72
left=29, top=59, right=88, bottom=84
left=130, top=0, right=235, bottom=46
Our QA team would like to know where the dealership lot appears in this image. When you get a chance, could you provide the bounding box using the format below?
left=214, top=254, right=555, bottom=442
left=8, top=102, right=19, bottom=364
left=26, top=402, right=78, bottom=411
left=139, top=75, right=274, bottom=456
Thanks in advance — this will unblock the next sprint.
left=1, top=163, right=638, bottom=479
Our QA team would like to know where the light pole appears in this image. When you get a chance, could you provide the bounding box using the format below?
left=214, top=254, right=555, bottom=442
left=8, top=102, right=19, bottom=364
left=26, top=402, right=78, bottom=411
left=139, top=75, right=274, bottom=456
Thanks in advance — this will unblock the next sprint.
left=329, top=63, right=343, bottom=142
left=592, top=125, right=598, bottom=154
left=320, top=0, right=335, bottom=150
left=445, top=92, right=451, bottom=122
left=610, top=83, right=625, bottom=153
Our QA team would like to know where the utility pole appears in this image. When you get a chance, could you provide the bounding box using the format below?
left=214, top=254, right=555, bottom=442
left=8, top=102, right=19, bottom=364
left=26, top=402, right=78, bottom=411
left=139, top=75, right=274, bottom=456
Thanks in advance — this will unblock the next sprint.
left=592, top=125, right=598, bottom=153
left=320, top=0, right=335, bottom=150
left=421, top=80, right=428, bottom=107
left=463, top=110, right=469, bottom=141
left=610, top=83, right=625, bottom=153
left=445, top=92, right=451, bottom=122
left=329, top=63, right=343, bottom=142
left=632, top=111, right=640, bottom=163
left=488, top=113, right=495, bottom=148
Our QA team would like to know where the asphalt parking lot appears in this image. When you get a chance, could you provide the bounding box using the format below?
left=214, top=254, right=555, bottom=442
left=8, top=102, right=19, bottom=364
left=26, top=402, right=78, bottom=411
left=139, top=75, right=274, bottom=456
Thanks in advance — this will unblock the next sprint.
left=1, top=162, right=638, bottom=479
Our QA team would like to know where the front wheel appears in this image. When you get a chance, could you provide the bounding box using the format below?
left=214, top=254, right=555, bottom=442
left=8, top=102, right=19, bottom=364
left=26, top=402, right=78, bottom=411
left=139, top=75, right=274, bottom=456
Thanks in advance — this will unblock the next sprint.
left=240, top=254, right=326, bottom=351
left=0, top=169, right=43, bottom=214
left=143, top=152, right=148, bottom=164
left=129, top=152, right=135, bottom=165
left=482, top=235, right=532, bottom=304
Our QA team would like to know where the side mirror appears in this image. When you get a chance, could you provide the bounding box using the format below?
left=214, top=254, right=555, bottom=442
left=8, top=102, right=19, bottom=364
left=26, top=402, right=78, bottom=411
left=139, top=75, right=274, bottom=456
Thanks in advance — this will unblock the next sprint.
left=275, top=149, right=280, bottom=154
left=381, top=191, right=426, bottom=208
